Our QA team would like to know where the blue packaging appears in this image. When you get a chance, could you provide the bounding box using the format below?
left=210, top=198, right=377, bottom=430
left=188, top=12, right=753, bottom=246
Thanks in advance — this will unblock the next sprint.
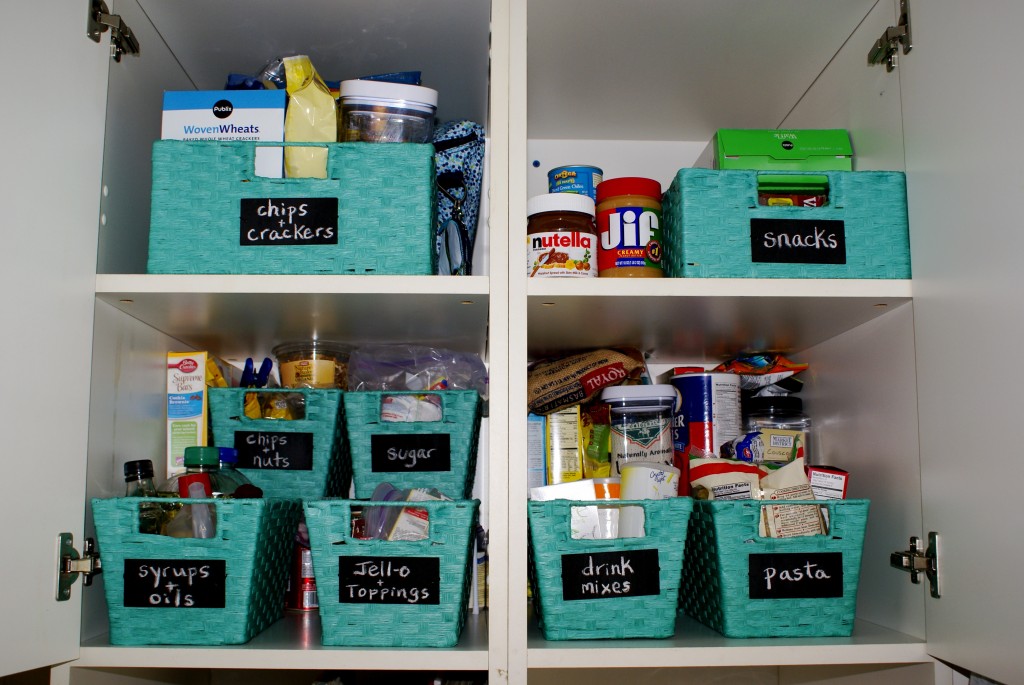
left=548, top=165, right=603, bottom=200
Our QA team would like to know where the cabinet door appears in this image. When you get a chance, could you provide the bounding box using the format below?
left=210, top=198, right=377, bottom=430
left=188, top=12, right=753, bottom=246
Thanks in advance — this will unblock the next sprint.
left=901, top=2, right=1024, bottom=683
left=0, top=1, right=109, bottom=676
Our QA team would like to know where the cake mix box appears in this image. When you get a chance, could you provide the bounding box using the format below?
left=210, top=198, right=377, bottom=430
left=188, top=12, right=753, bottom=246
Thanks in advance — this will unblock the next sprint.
left=166, top=351, right=209, bottom=477
left=161, top=90, right=286, bottom=178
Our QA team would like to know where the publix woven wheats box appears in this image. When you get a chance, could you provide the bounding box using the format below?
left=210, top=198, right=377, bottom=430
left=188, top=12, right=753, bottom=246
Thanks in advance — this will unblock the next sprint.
left=147, top=140, right=436, bottom=275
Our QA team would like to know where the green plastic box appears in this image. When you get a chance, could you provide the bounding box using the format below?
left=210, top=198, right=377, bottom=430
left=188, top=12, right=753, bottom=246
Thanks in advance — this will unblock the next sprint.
left=695, top=129, right=853, bottom=171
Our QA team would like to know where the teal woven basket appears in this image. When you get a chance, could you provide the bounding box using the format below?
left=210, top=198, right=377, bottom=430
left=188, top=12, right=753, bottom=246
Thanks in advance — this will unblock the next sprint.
left=662, top=169, right=910, bottom=278
left=304, top=498, right=479, bottom=647
left=209, top=388, right=350, bottom=500
left=344, top=390, right=482, bottom=499
left=680, top=499, right=870, bottom=638
left=91, top=497, right=301, bottom=645
left=527, top=497, right=694, bottom=640
left=148, top=140, right=436, bottom=275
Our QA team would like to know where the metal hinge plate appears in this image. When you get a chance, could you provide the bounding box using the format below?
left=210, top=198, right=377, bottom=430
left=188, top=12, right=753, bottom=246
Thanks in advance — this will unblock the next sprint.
left=868, top=0, right=912, bottom=72
left=890, top=531, right=940, bottom=598
left=56, top=533, right=102, bottom=602
left=87, top=0, right=140, bottom=62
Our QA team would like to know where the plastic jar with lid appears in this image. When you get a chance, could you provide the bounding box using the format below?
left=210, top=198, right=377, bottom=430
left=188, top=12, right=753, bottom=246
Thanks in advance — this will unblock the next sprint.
left=527, top=193, right=598, bottom=278
left=272, top=340, right=352, bottom=389
left=600, top=384, right=676, bottom=476
left=744, top=395, right=814, bottom=464
left=595, top=177, right=665, bottom=278
left=338, top=79, right=438, bottom=143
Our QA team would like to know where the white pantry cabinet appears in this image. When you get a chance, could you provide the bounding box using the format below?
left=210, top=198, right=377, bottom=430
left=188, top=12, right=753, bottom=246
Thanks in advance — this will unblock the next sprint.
left=2, top=1, right=1022, bottom=684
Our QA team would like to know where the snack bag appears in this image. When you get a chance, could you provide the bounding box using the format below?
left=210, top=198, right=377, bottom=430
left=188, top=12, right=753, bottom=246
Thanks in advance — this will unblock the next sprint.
left=527, top=347, right=647, bottom=415
left=759, top=458, right=824, bottom=538
left=282, top=56, right=335, bottom=178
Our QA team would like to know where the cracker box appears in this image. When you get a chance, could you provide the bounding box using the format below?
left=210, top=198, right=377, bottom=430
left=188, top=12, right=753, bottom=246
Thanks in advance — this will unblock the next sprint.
left=162, top=90, right=286, bottom=178
left=695, top=129, right=853, bottom=171
left=166, top=351, right=208, bottom=477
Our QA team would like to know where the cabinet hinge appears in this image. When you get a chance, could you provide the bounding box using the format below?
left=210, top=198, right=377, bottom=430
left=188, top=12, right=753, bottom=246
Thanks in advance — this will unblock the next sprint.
left=868, top=0, right=912, bottom=72
left=890, top=532, right=940, bottom=598
left=87, top=0, right=140, bottom=62
left=56, top=532, right=102, bottom=602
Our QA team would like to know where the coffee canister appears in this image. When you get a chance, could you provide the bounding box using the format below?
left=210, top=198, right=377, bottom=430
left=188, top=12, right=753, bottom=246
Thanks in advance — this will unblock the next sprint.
left=600, top=384, right=676, bottom=476
left=671, top=371, right=742, bottom=460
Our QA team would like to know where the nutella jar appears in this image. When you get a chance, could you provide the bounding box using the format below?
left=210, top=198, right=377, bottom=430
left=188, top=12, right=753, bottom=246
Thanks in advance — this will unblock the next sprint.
left=596, top=177, right=664, bottom=278
left=527, top=193, right=598, bottom=278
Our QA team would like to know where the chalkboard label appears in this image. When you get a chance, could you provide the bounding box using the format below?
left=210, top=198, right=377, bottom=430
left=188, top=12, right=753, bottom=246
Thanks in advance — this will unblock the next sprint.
left=239, top=198, right=338, bottom=246
left=123, top=559, right=226, bottom=608
left=560, top=549, right=661, bottom=601
left=338, top=556, right=440, bottom=605
left=371, top=434, right=452, bottom=473
left=748, top=552, right=844, bottom=599
left=750, top=218, right=846, bottom=264
left=235, top=431, right=314, bottom=470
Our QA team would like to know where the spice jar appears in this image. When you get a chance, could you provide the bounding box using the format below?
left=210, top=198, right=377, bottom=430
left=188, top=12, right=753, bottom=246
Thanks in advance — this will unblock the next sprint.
left=272, top=340, right=352, bottom=389
left=744, top=395, right=814, bottom=464
left=527, top=193, right=598, bottom=278
left=595, top=177, right=664, bottom=277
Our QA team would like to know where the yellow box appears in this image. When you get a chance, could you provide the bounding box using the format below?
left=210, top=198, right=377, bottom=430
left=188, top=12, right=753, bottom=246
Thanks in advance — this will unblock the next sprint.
left=546, top=406, right=583, bottom=484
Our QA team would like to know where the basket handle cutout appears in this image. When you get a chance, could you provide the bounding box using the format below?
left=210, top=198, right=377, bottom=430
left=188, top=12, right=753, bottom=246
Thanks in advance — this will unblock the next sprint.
left=229, top=390, right=308, bottom=422
left=379, top=393, right=444, bottom=424
left=750, top=500, right=838, bottom=539
left=568, top=503, right=649, bottom=540
left=248, top=142, right=332, bottom=181
left=754, top=172, right=831, bottom=209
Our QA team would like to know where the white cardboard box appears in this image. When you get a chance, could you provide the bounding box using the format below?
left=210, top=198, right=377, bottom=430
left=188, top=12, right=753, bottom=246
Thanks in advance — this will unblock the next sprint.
left=161, top=90, right=286, bottom=178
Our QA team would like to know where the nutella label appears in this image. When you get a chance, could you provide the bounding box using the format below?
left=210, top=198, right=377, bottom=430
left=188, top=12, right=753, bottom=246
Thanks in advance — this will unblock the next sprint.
left=528, top=231, right=597, bottom=277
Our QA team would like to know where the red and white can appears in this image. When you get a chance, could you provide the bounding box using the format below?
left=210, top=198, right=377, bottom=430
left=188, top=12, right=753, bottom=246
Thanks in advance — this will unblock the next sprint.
left=671, top=371, right=742, bottom=460
left=286, top=545, right=318, bottom=611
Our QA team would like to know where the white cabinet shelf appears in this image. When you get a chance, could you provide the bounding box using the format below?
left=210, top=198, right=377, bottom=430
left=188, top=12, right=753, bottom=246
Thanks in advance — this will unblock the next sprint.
left=527, top=618, right=928, bottom=669
left=95, top=274, right=491, bottom=361
left=526, top=278, right=912, bottom=361
left=77, top=612, right=489, bottom=671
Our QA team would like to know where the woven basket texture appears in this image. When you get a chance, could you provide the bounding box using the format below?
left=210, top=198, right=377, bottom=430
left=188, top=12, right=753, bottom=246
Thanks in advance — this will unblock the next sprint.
left=527, top=497, right=694, bottom=640
left=345, top=390, right=482, bottom=499
left=662, top=169, right=910, bottom=278
left=209, top=388, right=350, bottom=500
left=304, top=498, right=479, bottom=647
left=148, top=140, right=436, bottom=275
left=680, top=499, right=870, bottom=638
left=91, top=497, right=301, bottom=645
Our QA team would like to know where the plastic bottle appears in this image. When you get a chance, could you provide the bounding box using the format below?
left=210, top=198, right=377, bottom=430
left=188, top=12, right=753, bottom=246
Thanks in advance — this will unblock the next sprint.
left=163, top=473, right=217, bottom=538
left=744, top=395, right=814, bottom=464
left=159, top=446, right=234, bottom=498
left=123, top=459, right=163, bottom=535
left=216, top=447, right=252, bottom=496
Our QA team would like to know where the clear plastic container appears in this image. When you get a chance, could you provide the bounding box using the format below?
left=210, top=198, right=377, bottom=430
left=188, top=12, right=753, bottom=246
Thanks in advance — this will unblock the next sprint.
left=744, top=395, right=814, bottom=464
left=600, top=384, right=676, bottom=476
left=338, top=79, right=438, bottom=143
left=272, top=340, right=352, bottom=389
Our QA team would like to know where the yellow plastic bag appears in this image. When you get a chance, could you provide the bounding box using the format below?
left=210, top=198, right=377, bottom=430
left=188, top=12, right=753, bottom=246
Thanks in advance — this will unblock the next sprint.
left=283, top=56, right=335, bottom=178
